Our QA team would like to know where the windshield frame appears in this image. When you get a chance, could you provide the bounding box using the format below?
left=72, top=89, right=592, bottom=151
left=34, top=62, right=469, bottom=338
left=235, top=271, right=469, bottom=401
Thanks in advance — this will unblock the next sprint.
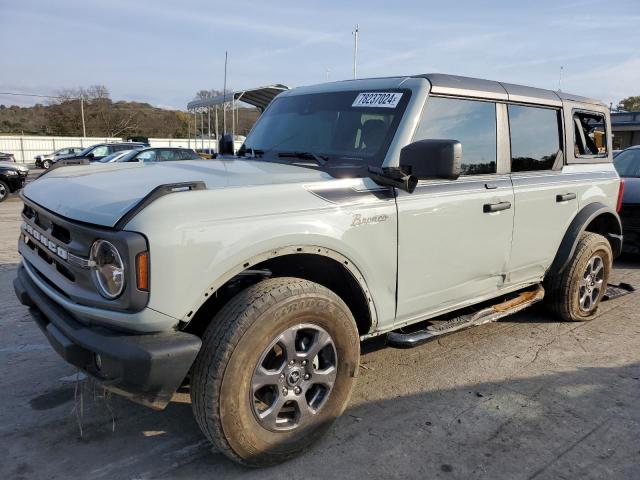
left=238, top=88, right=413, bottom=177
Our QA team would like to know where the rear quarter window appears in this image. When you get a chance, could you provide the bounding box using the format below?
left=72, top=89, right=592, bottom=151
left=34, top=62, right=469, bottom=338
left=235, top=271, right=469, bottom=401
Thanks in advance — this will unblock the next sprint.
left=573, top=111, right=607, bottom=158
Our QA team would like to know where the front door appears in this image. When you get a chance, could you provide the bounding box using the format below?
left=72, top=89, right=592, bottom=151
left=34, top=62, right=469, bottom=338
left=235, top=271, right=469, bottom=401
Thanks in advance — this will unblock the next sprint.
left=395, top=96, right=514, bottom=323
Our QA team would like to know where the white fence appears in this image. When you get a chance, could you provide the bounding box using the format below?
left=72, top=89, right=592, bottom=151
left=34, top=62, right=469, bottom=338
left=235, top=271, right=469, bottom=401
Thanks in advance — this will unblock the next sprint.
left=0, top=136, right=228, bottom=163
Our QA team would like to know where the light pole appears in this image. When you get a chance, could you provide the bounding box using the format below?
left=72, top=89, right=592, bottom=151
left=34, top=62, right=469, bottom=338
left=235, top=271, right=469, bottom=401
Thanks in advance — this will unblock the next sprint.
left=353, top=24, right=359, bottom=79
left=80, top=95, right=86, bottom=137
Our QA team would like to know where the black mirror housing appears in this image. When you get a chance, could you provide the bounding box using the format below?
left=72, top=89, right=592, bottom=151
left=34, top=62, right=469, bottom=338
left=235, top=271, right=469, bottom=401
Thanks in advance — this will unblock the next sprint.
left=399, top=139, right=462, bottom=180
left=219, top=134, right=234, bottom=156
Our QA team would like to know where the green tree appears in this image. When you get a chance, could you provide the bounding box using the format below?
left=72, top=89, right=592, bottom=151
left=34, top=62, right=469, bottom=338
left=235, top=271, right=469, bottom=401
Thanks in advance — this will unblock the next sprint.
left=617, top=96, right=640, bottom=112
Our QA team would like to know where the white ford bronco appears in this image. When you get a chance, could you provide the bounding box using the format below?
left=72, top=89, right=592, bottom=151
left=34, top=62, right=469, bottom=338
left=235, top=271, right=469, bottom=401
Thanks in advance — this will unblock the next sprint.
left=14, top=74, right=624, bottom=466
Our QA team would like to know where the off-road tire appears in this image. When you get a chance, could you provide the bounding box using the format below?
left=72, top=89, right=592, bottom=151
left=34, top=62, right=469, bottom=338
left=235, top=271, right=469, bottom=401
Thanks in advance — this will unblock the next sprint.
left=190, top=277, right=360, bottom=466
left=43, top=160, right=51, bottom=169
left=545, top=232, right=612, bottom=321
left=0, top=181, right=9, bottom=203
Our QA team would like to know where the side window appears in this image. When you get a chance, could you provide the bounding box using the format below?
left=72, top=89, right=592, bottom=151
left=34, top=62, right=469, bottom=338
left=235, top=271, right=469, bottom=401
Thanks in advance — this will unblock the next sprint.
left=574, top=111, right=607, bottom=157
left=136, top=150, right=156, bottom=162
left=91, top=145, right=109, bottom=157
left=414, top=97, right=497, bottom=175
left=508, top=105, right=561, bottom=172
left=157, top=150, right=176, bottom=161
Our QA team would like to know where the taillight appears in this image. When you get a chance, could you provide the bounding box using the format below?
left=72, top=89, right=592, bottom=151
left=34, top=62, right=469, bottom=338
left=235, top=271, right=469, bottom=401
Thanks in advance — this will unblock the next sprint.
left=616, top=178, right=625, bottom=213
left=136, top=251, right=149, bottom=291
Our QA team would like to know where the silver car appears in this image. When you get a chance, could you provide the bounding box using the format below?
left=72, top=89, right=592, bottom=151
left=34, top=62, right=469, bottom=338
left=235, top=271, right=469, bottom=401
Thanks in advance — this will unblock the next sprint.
left=35, top=147, right=83, bottom=169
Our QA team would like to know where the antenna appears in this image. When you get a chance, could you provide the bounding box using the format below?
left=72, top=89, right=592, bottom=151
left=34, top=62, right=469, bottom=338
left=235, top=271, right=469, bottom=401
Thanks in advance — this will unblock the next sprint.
left=352, top=24, right=359, bottom=79
left=558, top=65, right=563, bottom=91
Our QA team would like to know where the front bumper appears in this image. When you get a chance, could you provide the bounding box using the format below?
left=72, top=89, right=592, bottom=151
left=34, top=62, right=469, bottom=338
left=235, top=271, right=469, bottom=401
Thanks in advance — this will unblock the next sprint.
left=4, top=174, right=25, bottom=193
left=14, top=264, right=202, bottom=409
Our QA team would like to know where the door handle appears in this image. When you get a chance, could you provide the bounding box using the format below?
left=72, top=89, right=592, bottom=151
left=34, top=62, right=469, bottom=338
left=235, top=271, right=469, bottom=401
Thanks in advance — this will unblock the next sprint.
left=484, top=183, right=498, bottom=190
left=556, top=193, right=576, bottom=202
left=483, top=201, right=512, bottom=213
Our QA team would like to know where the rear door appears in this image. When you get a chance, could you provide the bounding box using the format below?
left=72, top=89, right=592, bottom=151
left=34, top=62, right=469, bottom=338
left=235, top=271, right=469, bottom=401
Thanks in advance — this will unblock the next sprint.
left=506, top=104, right=578, bottom=284
left=395, top=96, right=515, bottom=322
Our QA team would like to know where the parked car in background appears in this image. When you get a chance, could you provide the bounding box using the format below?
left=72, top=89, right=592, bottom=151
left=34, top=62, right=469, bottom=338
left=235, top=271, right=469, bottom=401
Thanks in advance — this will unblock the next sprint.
left=35, top=147, right=83, bottom=169
left=0, top=151, right=16, bottom=162
left=111, top=147, right=201, bottom=162
left=196, top=148, right=218, bottom=159
left=0, top=161, right=28, bottom=202
left=614, top=145, right=640, bottom=253
left=97, top=150, right=139, bottom=163
left=64, top=142, right=148, bottom=162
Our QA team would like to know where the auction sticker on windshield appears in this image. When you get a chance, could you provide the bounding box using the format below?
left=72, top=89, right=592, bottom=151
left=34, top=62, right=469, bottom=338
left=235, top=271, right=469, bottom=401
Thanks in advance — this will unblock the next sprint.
left=352, top=92, right=403, bottom=108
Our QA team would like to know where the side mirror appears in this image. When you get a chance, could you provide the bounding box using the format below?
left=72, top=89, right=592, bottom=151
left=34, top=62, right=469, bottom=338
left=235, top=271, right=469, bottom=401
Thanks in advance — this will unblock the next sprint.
left=86, top=152, right=95, bottom=159
left=219, top=134, right=234, bottom=156
left=399, top=139, right=462, bottom=181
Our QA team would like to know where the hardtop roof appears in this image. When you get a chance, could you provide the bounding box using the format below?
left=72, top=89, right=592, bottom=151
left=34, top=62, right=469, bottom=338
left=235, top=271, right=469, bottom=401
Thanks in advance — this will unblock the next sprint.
left=414, top=73, right=604, bottom=107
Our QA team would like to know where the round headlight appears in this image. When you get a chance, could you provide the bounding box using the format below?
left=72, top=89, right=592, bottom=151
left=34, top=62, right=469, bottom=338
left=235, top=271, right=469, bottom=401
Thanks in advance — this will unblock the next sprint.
left=90, top=240, right=125, bottom=299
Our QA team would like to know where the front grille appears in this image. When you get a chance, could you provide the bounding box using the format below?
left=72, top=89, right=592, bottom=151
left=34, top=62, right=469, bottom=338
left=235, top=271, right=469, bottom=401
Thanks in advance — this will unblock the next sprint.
left=23, top=204, right=71, bottom=244
left=19, top=197, right=150, bottom=313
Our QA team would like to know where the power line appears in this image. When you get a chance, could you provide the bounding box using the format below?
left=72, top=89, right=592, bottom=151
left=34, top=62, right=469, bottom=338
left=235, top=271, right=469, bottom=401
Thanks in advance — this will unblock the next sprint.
left=0, top=91, right=65, bottom=99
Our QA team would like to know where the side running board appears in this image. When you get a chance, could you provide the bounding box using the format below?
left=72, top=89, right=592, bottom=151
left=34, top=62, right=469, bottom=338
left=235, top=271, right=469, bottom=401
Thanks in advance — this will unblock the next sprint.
left=387, top=285, right=545, bottom=348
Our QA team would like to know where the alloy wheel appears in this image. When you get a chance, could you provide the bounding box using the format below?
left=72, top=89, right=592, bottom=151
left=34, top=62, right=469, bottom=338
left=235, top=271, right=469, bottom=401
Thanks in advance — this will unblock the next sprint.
left=250, top=323, right=337, bottom=432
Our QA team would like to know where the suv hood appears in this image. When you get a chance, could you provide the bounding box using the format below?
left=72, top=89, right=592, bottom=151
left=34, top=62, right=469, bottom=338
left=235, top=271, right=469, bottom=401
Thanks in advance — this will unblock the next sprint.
left=23, top=160, right=330, bottom=227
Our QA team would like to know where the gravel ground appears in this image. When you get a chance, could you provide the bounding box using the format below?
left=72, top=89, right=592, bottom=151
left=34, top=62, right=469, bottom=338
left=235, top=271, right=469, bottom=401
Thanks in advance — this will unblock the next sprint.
left=1, top=184, right=639, bottom=480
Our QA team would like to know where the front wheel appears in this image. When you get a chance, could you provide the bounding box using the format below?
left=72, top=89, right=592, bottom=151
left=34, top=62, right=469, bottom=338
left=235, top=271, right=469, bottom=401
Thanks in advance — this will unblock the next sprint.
left=545, top=232, right=612, bottom=321
left=0, top=181, right=9, bottom=203
left=190, top=277, right=360, bottom=466
left=43, top=160, right=51, bottom=169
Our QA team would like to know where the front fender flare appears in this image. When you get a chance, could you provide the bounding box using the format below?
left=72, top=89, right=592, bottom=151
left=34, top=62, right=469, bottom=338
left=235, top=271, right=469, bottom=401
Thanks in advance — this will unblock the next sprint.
left=184, top=244, right=379, bottom=333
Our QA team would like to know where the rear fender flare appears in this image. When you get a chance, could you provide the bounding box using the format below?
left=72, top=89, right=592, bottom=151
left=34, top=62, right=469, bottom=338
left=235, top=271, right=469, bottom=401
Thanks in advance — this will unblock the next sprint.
left=548, top=202, right=622, bottom=275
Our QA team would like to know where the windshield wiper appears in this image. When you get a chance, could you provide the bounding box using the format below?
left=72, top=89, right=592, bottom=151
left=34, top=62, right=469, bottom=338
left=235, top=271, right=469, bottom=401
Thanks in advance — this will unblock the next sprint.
left=277, top=151, right=328, bottom=166
left=238, top=147, right=264, bottom=158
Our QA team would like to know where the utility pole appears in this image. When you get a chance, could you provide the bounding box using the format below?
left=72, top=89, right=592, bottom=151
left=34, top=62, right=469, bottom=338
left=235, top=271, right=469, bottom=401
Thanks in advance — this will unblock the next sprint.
left=223, top=51, right=228, bottom=134
left=80, top=95, right=86, bottom=137
left=353, top=24, right=359, bottom=79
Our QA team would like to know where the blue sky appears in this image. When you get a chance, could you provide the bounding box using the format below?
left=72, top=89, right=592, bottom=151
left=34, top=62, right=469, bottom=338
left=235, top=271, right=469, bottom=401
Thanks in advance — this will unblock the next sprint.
left=1, top=0, right=638, bottom=110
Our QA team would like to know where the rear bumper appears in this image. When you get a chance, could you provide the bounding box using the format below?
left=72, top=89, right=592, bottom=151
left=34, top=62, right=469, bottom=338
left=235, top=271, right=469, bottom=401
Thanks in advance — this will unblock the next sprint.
left=622, top=226, right=640, bottom=254
left=14, top=264, right=201, bottom=409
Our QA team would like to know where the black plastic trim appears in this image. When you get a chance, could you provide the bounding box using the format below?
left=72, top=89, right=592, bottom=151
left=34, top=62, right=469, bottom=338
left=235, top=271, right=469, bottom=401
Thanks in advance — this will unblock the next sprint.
left=549, top=202, right=623, bottom=275
left=114, top=181, right=206, bottom=230
left=14, top=265, right=201, bottom=409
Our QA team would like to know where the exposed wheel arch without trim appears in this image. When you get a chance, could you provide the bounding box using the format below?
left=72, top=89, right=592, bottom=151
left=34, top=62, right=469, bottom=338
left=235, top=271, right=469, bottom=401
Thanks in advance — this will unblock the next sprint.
left=182, top=246, right=377, bottom=337
left=548, top=202, right=622, bottom=276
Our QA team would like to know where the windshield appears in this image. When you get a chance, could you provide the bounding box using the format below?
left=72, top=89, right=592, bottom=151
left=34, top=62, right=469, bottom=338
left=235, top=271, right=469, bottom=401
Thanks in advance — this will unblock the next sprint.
left=112, top=150, right=141, bottom=162
left=77, top=145, right=95, bottom=156
left=240, top=90, right=410, bottom=176
left=614, top=149, right=640, bottom=177
left=99, top=150, right=132, bottom=162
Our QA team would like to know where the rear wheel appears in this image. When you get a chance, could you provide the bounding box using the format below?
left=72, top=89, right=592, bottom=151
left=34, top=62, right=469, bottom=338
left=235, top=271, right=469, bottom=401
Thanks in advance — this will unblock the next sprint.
left=0, top=181, right=9, bottom=202
left=545, top=232, right=612, bottom=321
left=190, top=277, right=360, bottom=466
